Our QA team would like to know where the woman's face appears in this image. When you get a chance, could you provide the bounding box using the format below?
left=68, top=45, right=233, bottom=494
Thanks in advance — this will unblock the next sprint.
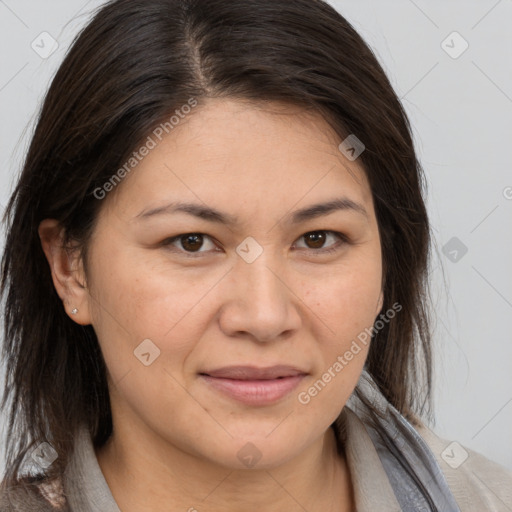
left=81, top=98, right=383, bottom=468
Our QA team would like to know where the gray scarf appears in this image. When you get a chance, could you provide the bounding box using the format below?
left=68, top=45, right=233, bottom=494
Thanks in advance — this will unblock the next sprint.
left=345, top=370, right=461, bottom=512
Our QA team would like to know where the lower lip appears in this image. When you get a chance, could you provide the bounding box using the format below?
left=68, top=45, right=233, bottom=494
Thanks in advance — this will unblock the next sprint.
left=199, top=374, right=306, bottom=406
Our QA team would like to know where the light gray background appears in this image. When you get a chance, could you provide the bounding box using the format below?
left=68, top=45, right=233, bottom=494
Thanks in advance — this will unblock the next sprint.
left=0, top=0, right=511, bottom=476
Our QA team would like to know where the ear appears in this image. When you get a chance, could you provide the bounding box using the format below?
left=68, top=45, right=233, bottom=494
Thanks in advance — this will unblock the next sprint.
left=38, top=219, right=92, bottom=326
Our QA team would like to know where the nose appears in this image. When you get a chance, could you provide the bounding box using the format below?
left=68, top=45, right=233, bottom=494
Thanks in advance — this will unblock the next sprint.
left=218, top=252, right=302, bottom=343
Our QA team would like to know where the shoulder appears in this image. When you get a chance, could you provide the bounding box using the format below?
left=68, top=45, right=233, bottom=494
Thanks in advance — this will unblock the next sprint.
left=414, top=421, right=512, bottom=511
left=0, top=474, right=69, bottom=511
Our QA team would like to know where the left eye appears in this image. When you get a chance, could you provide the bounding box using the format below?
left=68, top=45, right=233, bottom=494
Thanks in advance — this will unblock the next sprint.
left=294, top=230, right=348, bottom=254
left=161, top=230, right=348, bottom=257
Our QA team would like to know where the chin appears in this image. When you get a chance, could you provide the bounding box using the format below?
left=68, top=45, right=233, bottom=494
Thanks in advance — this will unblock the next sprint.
left=200, top=431, right=311, bottom=471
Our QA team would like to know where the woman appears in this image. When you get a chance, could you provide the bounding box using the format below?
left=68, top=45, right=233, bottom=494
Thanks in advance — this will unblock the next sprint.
left=1, top=0, right=511, bottom=510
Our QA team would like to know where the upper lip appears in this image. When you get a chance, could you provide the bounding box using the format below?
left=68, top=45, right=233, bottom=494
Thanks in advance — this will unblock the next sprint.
left=200, top=365, right=308, bottom=380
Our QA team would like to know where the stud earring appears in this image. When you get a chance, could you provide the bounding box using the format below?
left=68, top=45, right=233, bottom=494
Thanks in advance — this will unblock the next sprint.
left=71, top=308, right=78, bottom=315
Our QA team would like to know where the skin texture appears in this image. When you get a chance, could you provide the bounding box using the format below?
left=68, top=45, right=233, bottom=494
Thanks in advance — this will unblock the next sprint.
left=39, top=98, right=384, bottom=512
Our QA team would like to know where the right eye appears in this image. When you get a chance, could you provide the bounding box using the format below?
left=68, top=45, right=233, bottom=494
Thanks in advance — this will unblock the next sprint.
left=160, top=233, right=220, bottom=257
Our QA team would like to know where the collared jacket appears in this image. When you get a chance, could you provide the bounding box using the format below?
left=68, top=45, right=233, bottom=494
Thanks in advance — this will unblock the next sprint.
left=1, top=371, right=511, bottom=511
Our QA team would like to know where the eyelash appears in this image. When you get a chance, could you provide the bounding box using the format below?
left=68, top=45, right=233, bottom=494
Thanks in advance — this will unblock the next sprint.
left=160, top=230, right=350, bottom=258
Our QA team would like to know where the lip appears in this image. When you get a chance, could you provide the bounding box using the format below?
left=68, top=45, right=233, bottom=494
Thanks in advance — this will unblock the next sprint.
left=200, top=364, right=307, bottom=380
left=198, top=365, right=308, bottom=406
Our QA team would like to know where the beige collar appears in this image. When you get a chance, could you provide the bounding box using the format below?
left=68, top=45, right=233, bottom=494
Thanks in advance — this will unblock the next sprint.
left=62, top=409, right=400, bottom=512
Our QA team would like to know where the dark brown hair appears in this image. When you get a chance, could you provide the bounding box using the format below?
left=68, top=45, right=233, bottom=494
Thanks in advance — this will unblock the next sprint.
left=1, top=0, right=432, bottom=486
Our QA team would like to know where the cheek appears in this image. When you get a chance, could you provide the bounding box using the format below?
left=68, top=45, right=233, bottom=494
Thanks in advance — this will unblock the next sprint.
left=297, top=251, right=382, bottom=394
left=86, top=244, right=227, bottom=381
left=294, top=266, right=380, bottom=420
left=305, top=257, right=382, bottom=342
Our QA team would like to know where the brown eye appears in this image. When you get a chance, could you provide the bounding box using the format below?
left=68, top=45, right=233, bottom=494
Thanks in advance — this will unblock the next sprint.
left=303, top=231, right=327, bottom=249
left=161, top=233, right=218, bottom=256
left=294, top=230, right=348, bottom=254
left=180, top=234, right=204, bottom=252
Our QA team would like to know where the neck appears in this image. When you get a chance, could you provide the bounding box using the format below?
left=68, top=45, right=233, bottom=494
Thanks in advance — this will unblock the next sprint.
left=96, top=420, right=354, bottom=512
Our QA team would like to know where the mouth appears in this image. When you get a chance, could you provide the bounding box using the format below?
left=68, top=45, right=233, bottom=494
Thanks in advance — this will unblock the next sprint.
left=199, top=364, right=308, bottom=380
left=198, top=365, right=308, bottom=406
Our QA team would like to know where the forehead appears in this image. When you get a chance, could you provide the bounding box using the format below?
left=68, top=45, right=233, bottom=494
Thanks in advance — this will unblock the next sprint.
left=101, top=98, right=374, bottom=223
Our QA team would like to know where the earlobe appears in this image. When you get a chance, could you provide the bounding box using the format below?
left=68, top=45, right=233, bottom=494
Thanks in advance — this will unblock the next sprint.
left=38, top=219, right=92, bottom=325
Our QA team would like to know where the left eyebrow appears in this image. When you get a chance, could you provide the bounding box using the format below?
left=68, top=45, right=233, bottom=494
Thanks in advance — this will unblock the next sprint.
left=134, top=197, right=368, bottom=225
left=286, top=197, right=368, bottom=224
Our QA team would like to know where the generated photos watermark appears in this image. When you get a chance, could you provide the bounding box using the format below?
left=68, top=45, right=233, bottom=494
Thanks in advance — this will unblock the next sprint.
left=93, top=98, right=198, bottom=200
left=298, top=301, right=402, bottom=405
